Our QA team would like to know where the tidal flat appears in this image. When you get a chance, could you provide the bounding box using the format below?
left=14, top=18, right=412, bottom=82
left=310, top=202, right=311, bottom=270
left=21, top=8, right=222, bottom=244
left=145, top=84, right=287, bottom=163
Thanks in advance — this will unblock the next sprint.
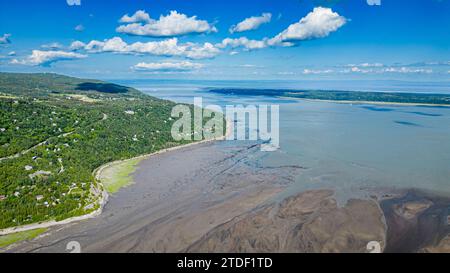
left=3, top=141, right=298, bottom=252
left=4, top=79, right=450, bottom=253
left=4, top=139, right=449, bottom=253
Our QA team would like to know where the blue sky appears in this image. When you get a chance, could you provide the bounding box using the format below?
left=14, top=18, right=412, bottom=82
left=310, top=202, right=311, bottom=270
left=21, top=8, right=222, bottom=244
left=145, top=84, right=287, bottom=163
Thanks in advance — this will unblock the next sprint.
left=0, top=0, right=449, bottom=81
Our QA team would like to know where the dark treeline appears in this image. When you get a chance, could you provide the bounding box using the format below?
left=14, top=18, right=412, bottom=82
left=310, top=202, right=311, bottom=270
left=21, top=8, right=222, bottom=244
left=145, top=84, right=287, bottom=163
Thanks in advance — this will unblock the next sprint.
left=209, top=88, right=450, bottom=105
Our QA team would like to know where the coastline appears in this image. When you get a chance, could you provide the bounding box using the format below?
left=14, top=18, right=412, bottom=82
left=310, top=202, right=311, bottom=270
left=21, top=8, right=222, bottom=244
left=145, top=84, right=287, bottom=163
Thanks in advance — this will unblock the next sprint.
left=0, top=119, right=232, bottom=237
left=3, top=136, right=299, bottom=253
left=279, top=96, right=450, bottom=107
left=2, top=101, right=448, bottom=252
left=2, top=135, right=449, bottom=252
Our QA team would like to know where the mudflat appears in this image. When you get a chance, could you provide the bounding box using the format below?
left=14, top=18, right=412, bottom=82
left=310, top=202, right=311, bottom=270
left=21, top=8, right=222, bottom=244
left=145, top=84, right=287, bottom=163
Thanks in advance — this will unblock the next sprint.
left=3, top=140, right=449, bottom=253
left=3, top=141, right=300, bottom=252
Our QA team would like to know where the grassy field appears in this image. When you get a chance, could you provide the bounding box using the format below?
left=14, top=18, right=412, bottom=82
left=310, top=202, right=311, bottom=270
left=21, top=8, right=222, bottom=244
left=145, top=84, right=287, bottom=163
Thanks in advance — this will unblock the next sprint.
left=0, top=228, right=47, bottom=248
left=99, top=158, right=143, bottom=194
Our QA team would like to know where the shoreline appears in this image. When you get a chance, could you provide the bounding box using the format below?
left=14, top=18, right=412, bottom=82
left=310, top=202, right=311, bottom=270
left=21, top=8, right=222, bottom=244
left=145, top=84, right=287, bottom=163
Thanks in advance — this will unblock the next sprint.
left=279, top=96, right=450, bottom=107
left=0, top=120, right=232, bottom=237
left=2, top=138, right=449, bottom=252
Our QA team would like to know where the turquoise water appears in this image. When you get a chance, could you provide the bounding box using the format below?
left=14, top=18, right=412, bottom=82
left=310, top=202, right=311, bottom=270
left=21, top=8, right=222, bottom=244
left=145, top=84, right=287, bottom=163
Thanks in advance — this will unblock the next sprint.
left=118, top=79, right=450, bottom=201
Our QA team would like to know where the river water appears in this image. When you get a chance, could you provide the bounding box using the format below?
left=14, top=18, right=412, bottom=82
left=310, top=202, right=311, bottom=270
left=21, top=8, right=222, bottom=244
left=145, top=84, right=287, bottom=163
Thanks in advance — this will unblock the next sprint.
left=118, top=79, right=450, bottom=202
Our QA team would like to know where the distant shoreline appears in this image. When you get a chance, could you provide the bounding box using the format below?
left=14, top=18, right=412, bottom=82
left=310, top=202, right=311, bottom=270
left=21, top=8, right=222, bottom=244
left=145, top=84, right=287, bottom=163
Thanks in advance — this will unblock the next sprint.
left=209, top=88, right=450, bottom=107
left=282, top=97, right=450, bottom=107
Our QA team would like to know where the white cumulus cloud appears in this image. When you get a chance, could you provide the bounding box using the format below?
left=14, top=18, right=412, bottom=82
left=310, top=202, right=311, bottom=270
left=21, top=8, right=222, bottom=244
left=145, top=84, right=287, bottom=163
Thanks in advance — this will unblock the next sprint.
left=303, top=69, right=334, bottom=74
left=382, top=67, right=433, bottom=74
left=11, top=50, right=87, bottom=66
left=345, top=62, right=384, bottom=68
left=75, top=24, right=85, bottom=32
left=218, top=8, right=345, bottom=51
left=66, top=0, right=81, bottom=6
left=340, top=66, right=434, bottom=74
left=70, top=37, right=220, bottom=59
left=0, top=34, right=11, bottom=44
left=41, top=42, right=64, bottom=50
left=217, top=37, right=268, bottom=51
left=119, top=10, right=152, bottom=23
left=269, top=7, right=347, bottom=45
left=277, top=71, right=295, bottom=75
left=132, top=61, right=204, bottom=71
left=70, top=41, right=86, bottom=51
left=116, top=10, right=217, bottom=37
left=229, top=13, right=272, bottom=33
left=216, top=36, right=294, bottom=51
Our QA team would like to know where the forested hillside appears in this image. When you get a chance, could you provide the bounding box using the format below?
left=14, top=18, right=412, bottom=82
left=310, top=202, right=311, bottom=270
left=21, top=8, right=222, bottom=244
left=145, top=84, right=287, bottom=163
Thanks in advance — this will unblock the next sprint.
left=0, top=73, right=194, bottom=229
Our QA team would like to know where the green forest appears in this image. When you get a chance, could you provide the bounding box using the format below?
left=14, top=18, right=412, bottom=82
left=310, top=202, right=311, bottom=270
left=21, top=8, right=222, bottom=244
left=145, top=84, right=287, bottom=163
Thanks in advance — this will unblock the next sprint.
left=210, top=88, right=450, bottom=105
left=0, top=73, right=199, bottom=229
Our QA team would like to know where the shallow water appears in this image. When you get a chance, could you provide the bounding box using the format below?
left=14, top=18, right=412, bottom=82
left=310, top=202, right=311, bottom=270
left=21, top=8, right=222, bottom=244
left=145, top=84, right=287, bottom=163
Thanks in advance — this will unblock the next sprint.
left=121, top=80, right=450, bottom=202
